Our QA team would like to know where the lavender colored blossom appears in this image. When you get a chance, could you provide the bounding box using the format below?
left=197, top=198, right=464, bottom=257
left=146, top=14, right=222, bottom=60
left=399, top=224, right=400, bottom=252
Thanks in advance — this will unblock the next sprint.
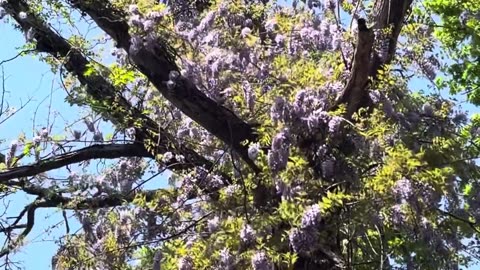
left=125, top=127, right=136, bottom=138
left=162, top=152, right=174, bottom=163
left=369, top=90, right=382, bottom=104
left=328, top=116, right=342, bottom=133
left=275, top=34, right=286, bottom=46
left=393, top=178, right=413, bottom=199
left=460, top=11, right=469, bottom=27
left=197, top=11, right=216, bottom=32
left=307, top=0, right=313, bottom=9
left=41, top=127, right=48, bottom=138
left=241, top=27, right=252, bottom=37
left=248, top=143, right=260, bottom=160
left=224, top=184, right=240, bottom=197
left=251, top=251, right=272, bottom=270
left=270, top=97, right=290, bottom=123
left=208, top=216, right=220, bottom=233
left=152, top=250, right=162, bottom=270
left=301, top=204, right=321, bottom=228
left=175, top=154, right=185, bottom=163
left=240, top=224, right=256, bottom=243
left=128, top=15, right=144, bottom=28
left=316, top=145, right=328, bottom=157
left=178, top=256, right=194, bottom=270
left=218, top=248, right=234, bottom=268
left=166, top=80, right=176, bottom=90
left=146, top=11, right=165, bottom=22
left=264, top=19, right=277, bottom=32
left=33, top=136, right=42, bottom=145
left=243, top=81, right=255, bottom=112
left=128, top=4, right=140, bottom=15
left=177, top=127, right=189, bottom=140
left=331, top=31, right=342, bottom=50
left=376, top=39, right=390, bottom=62
left=422, top=60, right=436, bottom=80
left=143, top=19, right=155, bottom=31
left=203, top=31, right=220, bottom=46
left=207, top=174, right=225, bottom=189
left=169, top=70, right=180, bottom=81
left=391, top=204, right=404, bottom=225
left=268, top=130, right=291, bottom=172
left=324, top=0, right=336, bottom=9
left=289, top=228, right=316, bottom=254
left=271, top=130, right=290, bottom=151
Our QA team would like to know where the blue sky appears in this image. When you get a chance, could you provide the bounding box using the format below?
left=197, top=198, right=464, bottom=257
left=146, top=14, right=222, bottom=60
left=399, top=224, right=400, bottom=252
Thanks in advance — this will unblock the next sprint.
left=1, top=3, right=480, bottom=270
left=0, top=18, right=83, bottom=269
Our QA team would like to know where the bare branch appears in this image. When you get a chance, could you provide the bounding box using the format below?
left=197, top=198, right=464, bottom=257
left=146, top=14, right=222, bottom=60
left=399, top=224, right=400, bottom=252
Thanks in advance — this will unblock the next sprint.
left=0, top=144, right=151, bottom=183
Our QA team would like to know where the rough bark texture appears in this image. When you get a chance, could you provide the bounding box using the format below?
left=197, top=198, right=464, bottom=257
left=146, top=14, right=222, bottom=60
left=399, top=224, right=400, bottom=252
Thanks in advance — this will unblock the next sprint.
left=6, top=0, right=219, bottom=174
left=0, top=144, right=150, bottom=183
left=334, top=18, right=375, bottom=118
left=68, top=0, right=259, bottom=170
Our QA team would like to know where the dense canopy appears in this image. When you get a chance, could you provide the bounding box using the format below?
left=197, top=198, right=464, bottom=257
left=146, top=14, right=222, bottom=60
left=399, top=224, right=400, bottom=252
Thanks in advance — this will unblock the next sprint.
left=0, top=0, right=480, bottom=269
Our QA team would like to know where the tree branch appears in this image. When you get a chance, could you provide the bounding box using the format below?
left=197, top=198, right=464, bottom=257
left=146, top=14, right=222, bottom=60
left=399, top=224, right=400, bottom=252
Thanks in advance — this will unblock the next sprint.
left=5, top=0, right=221, bottom=176
left=334, top=18, right=375, bottom=118
left=0, top=144, right=150, bottom=183
left=334, top=0, right=414, bottom=118
left=66, top=0, right=259, bottom=171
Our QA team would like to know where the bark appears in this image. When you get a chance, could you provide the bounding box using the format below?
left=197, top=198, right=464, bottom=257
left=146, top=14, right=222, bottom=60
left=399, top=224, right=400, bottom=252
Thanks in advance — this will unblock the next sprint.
left=0, top=144, right=150, bottom=183
left=67, top=0, right=259, bottom=170
left=5, top=0, right=219, bottom=175
left=334, top=18, right=375, bottom=118
left=334, top=0, right=414, bottom=119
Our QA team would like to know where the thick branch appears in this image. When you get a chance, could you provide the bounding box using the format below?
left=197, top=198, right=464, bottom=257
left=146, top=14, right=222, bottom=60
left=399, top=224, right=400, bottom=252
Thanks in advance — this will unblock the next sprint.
left=0, top=144, right=150, bottom=183
left=334, top=0, right=414, bottom=118
left=334, top=18, right=375, bottom=118
left=5, top=0, right=220, bottom=175
left=371, top=0, right=414, bottom=71
left=66, top=0, right=258, bottom=170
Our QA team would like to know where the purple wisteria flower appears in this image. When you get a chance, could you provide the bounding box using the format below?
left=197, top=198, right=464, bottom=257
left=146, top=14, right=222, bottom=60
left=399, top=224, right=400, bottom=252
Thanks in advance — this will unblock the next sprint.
left=268, top=130, right=291, bottom=172
left=251, top=251, right=273, bottom=270
left=270, top=97, right=290, bottom=123
left=218, top=248, right=234, bottom=269
left=208, top=216, right=220, bottom=233
left=393, top=178, right=413, bottom=199
left=301, top=204, right=322, bottom=228
left=391, top=204, right=405, bottom=225
left=241, top=27, right=252, bottom=37
left=328, top=116, right=342, bottom=133
left=178, top=256, right=194, bottom=270
left=240, top=224, right=256, bottom=243
left=248, top=143, right=260, bottom=160
left=289, top=228, right=317, bottom=254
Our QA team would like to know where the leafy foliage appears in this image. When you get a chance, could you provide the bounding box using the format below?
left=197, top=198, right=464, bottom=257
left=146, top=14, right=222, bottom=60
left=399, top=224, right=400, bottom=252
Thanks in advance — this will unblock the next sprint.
left=1, top=0, right=480, bottom=269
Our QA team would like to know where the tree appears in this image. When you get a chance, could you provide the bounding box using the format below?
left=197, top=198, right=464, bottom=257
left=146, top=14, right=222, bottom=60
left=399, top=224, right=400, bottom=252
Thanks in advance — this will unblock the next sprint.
left=0, top=0, right=479, bottom=269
